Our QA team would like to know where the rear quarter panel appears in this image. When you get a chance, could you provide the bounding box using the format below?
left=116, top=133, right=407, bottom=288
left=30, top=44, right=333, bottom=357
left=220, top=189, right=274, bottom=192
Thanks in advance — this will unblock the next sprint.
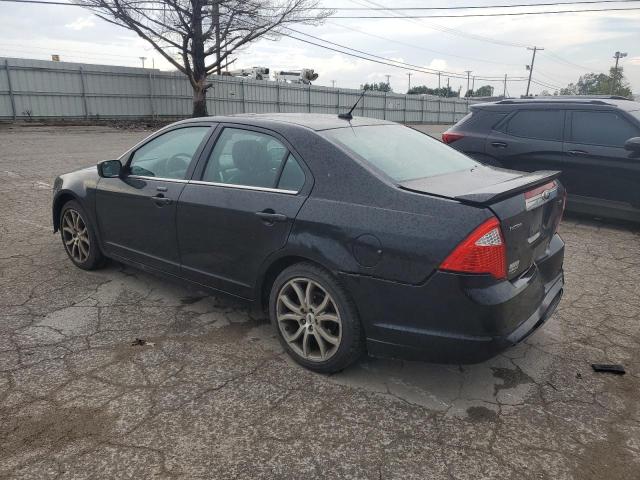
left=286, top=191, right=492, bottom=285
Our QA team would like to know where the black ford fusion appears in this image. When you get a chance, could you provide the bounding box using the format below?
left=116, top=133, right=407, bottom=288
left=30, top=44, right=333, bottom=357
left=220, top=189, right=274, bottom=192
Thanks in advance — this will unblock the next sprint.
left=52, top=113, right=565, bottom=373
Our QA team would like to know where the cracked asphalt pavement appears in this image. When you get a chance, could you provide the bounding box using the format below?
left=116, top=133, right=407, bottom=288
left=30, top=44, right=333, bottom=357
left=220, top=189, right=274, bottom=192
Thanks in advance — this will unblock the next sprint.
left=1, top=124, right=640, bottom=479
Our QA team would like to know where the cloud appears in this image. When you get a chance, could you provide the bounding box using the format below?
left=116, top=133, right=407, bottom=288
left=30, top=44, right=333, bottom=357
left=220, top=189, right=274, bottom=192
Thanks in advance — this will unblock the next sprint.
left=427, top=59, right=448, bottom=71
left=65, top=17, right=95, bottom=31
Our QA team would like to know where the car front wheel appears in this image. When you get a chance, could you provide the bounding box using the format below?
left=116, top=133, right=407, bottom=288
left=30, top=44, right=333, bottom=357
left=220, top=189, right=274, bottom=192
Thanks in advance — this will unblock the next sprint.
left=59, top=200, right=104, bottom=270
left=270, top=263, right=364, bottom=373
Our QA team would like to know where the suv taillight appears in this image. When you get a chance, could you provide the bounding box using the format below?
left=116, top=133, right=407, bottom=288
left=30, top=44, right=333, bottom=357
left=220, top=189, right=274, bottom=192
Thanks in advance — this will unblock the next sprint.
left=442, top=132, right=464, bottom=144
left=440, top=217, right=507, bottom=279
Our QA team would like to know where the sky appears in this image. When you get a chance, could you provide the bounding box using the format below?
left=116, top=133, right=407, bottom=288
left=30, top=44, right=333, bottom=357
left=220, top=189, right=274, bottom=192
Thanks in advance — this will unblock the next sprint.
left=0, top=0, right=639, bottom=97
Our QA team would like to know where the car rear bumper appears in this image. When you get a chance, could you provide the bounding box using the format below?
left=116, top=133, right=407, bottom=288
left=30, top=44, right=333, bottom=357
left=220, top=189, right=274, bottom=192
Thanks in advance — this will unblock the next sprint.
left=339, top=233, right=565, bottom=363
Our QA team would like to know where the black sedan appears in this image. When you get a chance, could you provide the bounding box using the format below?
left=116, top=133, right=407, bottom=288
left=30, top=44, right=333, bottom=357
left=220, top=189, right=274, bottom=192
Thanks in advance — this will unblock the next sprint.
left=52, top=113, right=566, bottom=373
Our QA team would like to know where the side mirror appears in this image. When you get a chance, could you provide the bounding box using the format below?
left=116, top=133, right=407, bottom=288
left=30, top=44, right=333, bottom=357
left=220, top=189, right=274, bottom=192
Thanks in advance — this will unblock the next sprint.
left=98, top=159, right=122, bottom=178
left=624, top=137, right=640, bottom=154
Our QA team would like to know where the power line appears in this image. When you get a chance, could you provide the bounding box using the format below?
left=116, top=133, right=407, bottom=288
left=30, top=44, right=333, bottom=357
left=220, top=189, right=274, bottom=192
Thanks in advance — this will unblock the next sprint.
left=0, top=0, right=522, bottom=79
left=277, top=29, right=526, bottom=81
left=345, top=0, right=529, bottom=48
left=3, top=0, right=637, bottom=9
left=327, top=21, right=523, bottom=67
left=282, top=25, right=525, bottom=80
left=317, top=0, right=640, bottom=10
left=326, top=6, right=640, bottom=18
left=0, top=0, right=525, bottom=49
left=542, top=50, right=596, bottom=71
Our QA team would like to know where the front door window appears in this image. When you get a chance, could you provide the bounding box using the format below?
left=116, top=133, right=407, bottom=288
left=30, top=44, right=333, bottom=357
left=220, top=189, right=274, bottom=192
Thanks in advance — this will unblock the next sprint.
left=129, top=126, right=211, bottom=179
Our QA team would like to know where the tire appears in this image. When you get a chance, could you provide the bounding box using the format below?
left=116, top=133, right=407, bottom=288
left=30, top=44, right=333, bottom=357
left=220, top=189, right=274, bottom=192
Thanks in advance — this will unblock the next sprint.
left=59, top=200, right=105, bottom=270
left=269, top=262, right=364, bottom=373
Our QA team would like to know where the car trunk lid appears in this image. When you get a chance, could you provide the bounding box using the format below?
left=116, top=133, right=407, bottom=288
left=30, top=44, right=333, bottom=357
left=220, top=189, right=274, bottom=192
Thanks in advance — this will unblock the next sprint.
left=399, top=166, right=565, bottom=280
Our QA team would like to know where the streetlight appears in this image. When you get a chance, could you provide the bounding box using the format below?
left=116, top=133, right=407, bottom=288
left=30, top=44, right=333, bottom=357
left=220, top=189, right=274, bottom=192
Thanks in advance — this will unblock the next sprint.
left=611, top=51, right=627, bottom=94
left=139, top=56, right=147, bottom=68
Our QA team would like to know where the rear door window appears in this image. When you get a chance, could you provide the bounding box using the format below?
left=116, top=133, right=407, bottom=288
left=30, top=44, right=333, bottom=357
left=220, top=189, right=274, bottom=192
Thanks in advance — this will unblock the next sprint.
left=201, top=127, right=305, bottom=191
left=506, top=110, right=563, bottom=141
left=569, top=110, right=639, bottom=147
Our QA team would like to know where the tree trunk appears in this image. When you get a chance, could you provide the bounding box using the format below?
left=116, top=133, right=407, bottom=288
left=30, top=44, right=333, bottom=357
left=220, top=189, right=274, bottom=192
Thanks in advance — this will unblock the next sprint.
left=192, top=82, right=208, bottom=117
left=191, top=0, right=208, bottom=117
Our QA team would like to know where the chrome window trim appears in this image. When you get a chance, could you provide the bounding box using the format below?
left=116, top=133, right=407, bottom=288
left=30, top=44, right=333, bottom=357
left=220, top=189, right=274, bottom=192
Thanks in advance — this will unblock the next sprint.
left=189, top=179, right=299, bottom=195
left=125, top=175, right=299, bottom=194
left=127, top=175, right=189, bottom=183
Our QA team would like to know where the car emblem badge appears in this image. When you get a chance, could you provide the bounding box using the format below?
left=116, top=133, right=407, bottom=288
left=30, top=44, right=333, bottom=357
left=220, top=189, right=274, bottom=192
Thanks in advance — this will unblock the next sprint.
left=542, top=190, right=551, bottom=200
left=509, top=260, right=520, bottom=274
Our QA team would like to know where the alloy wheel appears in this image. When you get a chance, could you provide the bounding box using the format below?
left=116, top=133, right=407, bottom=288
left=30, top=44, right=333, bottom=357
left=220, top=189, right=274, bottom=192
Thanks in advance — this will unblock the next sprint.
left=61, top=209, right=90, bottom=264
left=276, top=277, right=342, bottom=362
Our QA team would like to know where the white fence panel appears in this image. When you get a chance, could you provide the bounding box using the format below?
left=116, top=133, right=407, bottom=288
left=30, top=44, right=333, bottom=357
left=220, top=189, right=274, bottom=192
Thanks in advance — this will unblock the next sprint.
left=0, top=57, right=473, bottom=122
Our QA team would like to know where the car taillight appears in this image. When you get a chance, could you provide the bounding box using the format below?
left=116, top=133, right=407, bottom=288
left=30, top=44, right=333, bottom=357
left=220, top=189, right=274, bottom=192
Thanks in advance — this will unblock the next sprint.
left=442, top=132, right=464, bottom=144
left=440, top=217, right=507, bottom=279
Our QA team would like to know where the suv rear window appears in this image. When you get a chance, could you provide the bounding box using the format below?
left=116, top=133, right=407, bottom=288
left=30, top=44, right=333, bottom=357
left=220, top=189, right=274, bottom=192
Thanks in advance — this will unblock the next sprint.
left=322, top=124, right=478, bottom=182
left=506, top=110, right=563, bottom=141
left=570, top=110, right=639, bottom=147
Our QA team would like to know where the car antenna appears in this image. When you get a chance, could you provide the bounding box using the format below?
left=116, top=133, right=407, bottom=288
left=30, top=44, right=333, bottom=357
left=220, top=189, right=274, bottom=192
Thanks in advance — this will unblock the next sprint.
left=338, top=90, right=365, bottom=120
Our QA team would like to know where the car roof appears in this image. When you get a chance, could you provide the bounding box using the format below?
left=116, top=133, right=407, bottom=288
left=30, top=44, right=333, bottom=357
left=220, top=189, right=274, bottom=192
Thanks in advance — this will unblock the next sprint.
left=176, top=113, right=396, bottom=131
left=472, top=96, right=640, bottom=112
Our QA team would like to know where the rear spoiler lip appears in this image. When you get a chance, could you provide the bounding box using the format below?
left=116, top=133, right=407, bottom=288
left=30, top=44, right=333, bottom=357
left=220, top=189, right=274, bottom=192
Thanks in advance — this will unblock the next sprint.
left=399, top=170, right=562, bottom=205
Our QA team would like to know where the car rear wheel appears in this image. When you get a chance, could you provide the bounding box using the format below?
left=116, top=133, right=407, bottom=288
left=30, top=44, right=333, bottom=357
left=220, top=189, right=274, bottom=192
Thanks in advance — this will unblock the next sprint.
left=270, top=263, right=364, bottom=373
left=60, top=200, right=104, bottom=270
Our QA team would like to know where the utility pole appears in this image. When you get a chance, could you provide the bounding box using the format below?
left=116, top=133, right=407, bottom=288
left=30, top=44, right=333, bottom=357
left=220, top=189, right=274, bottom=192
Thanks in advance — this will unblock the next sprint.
left=503, top=74, right=507, bottom=98
left=438, top=71, right=441, bottom=91
left=447, top=77, right=450, bottom=96
left=525, top=46, right=543, bottom=97
left=385, top=74, right=391, bottom=89
left=407, top=72, right=412, bottom=92
left=139, top=56, right=146, bottom=68
left=471, top=76, right=476, bottom=96
left=331, top=80, right=336, bottom=88
left=610, top=51, right=628, bottom=94
left=465, top=70, right=472, bottom=97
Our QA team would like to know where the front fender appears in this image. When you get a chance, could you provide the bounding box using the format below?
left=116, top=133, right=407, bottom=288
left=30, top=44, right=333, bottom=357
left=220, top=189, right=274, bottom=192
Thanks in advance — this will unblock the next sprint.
left=51, top=166, right=100, bottom=232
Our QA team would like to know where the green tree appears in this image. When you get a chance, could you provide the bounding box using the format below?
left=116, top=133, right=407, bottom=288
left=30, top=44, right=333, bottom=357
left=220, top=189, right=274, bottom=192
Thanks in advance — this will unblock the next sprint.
left=360, top=82, right=392, bottom=92
left=465, top=85, right=493, bottom=97
left=407, top=85, right=459, bottom=97
left=559, top=67, right=632, bottom=97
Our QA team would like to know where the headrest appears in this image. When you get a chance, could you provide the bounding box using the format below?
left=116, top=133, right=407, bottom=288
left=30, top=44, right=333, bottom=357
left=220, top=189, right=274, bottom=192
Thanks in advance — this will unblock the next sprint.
left=232, top=140, right=267, bottom=172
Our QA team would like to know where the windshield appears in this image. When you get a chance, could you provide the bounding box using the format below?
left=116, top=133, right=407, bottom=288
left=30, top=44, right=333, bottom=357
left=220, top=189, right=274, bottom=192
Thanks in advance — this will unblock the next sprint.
left=322, top=124, right=478, bottom=182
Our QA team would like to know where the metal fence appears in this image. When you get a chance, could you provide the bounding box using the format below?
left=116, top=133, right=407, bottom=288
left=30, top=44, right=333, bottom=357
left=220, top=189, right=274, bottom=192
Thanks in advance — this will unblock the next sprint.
left=0, top=57, right=471, bottom=123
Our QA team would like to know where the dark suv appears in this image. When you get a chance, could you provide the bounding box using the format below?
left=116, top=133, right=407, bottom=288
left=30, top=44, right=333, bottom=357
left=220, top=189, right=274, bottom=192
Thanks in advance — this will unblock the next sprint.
left=443, top=96, right=640, bottom=222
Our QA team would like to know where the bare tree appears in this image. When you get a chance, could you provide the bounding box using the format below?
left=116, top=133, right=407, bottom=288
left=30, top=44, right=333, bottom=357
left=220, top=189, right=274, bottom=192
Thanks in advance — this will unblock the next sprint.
left=75, top=0, right=331, bottom=116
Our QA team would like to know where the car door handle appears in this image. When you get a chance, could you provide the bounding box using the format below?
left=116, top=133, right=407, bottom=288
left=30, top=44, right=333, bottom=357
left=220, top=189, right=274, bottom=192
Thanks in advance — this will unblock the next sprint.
left=150, top=194, right=172, bottom=206
left=255, top=211, right=288, bottom=223
left=568, top=150, right=588, bottom=156
left=491, top=141, right=508, bottom=148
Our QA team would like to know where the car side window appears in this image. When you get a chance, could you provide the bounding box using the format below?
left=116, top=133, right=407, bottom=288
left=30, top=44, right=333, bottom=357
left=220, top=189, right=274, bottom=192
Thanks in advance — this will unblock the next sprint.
left=202, top=128, right=291, bottom=189
left=570, top=111, right=639, bottom=147
left=506, top=110, right=563, bottom=141
left=129, top=126, right=210, bottom=180
left=277, top=154, right=306, bottom=191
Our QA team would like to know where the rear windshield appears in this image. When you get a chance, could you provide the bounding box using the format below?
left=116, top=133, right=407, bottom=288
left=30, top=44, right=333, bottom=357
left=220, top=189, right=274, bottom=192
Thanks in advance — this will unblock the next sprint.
left=322, top=124, right=478, bottom=182
left=630, top=110, right=640, bottom=122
